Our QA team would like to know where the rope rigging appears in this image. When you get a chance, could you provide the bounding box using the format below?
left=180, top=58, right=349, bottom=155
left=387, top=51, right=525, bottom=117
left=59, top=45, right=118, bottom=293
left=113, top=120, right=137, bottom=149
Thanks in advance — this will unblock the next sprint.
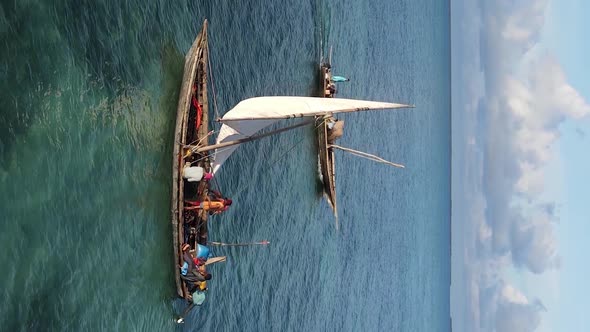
left=199, top=42, right=329, bottom=199
left=227, top=119, right=325, bottom=197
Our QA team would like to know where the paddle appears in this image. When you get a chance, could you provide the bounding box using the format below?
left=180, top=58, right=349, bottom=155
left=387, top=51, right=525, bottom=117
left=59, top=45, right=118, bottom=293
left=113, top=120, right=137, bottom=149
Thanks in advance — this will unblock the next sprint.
left=175, top=303, right=195, bottom=324
left=207, top=240, right=270, bottom=247
left=204, top=256, right=227, bottom=266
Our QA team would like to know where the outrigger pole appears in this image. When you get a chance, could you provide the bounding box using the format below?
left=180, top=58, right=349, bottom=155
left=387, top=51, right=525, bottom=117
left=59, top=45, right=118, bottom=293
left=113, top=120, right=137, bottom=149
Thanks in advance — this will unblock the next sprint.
left=175, top=304, right=195, bottom=324
left=208, top=240, right=270, bottom=247
left=329, top=144, right=405, bottom=168
left=190, top=119, right=314, bottom=154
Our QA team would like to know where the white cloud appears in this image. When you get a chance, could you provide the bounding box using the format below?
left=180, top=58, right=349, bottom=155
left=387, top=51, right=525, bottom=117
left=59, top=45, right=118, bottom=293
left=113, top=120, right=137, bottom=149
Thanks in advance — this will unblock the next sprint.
left=501, top=284, right=529, bottom=305
left=477, top=280, right=547, bottom=331
left=495, top=296, right=545, bottom=332
left=453, top=0, right=590, bottom=331
left=482, top=56, right=588, bottom=272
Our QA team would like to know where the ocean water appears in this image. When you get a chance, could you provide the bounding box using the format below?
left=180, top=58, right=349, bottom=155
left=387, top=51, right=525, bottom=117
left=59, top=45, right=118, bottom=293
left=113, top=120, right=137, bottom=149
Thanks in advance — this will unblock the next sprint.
left=0, top=1, right=450, bottom=331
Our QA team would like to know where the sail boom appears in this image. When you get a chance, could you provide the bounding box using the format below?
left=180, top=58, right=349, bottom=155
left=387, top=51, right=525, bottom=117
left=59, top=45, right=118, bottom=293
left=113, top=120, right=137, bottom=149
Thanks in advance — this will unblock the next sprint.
left=195, top=119, right=313, bottom=153
left=217, top=103, right=414, bottom=122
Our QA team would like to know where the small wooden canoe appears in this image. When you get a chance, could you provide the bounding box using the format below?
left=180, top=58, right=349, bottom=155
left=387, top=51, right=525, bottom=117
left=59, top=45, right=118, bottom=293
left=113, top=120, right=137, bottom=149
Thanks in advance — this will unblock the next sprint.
left=316, top=115, right=338, bottom=219
left=317, top=61, right=338, bottom=222
left=171, top=20, right=210, bottom=300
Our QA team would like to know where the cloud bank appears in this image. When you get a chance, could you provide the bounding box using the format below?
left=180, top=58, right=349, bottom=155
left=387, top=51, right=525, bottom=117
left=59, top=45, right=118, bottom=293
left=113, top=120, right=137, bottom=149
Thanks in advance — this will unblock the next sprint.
left=453, top=0, right=590, bottom=331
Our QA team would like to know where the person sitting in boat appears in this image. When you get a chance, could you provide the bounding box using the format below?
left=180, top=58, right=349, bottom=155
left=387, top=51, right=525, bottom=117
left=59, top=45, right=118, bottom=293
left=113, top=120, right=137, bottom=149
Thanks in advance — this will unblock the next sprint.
left=327, top=83, right=337, bottom=96
left=184, top=190, right=232, bottom=215
left=180, top=244, right=212, bottom=291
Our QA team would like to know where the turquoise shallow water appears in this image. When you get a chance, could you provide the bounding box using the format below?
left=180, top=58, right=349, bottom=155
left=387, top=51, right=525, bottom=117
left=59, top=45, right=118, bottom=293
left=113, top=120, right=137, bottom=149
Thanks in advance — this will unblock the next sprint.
left=0, top=1, right=450, bottom=331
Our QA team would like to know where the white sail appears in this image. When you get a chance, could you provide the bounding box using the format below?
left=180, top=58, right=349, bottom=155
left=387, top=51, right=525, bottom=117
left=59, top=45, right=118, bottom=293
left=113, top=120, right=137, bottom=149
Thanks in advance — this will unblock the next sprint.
left=211, top=97, right=412, bottom=173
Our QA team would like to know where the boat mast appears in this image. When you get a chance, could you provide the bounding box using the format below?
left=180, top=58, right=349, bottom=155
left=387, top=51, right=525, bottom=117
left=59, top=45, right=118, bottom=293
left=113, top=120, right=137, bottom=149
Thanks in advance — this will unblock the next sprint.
left=329, top=144, right=405, bottom=168
left=192, top=119, right=314, bottom=153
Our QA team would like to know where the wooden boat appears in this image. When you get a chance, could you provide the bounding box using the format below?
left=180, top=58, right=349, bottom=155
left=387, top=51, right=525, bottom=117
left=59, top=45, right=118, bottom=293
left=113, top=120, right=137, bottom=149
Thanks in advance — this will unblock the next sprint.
left=315, top=55, right=409, bottom=228
left=172, top=20, right=210, bottom=301
left=316, top=53, right=338, bottom=221
left=316, top=115, right=338, bottom=220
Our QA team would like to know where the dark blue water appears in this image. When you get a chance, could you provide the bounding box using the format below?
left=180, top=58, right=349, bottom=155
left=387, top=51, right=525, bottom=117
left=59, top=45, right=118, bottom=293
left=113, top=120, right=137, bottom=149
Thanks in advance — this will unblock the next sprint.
left=0, top=1, right=450, bottom=331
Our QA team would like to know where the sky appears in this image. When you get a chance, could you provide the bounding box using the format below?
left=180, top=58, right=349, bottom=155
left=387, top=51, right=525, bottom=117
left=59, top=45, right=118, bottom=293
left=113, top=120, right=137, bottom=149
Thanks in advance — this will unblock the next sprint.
left=451, top=0, right=590, bottom=331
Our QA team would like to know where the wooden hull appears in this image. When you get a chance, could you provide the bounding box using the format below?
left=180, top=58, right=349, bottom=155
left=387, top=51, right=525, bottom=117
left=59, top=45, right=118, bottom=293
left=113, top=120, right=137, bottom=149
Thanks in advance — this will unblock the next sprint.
left=317, top=117, right=337, bottom=217
left=317, top=63, right=338, bottom=219
left=171, top=20, right=210, bottom=300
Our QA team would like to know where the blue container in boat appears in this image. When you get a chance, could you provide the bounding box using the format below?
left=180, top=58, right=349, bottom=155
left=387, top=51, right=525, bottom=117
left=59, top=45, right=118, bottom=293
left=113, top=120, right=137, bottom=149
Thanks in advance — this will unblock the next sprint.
left=196, top=244, right=210, bottom=259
